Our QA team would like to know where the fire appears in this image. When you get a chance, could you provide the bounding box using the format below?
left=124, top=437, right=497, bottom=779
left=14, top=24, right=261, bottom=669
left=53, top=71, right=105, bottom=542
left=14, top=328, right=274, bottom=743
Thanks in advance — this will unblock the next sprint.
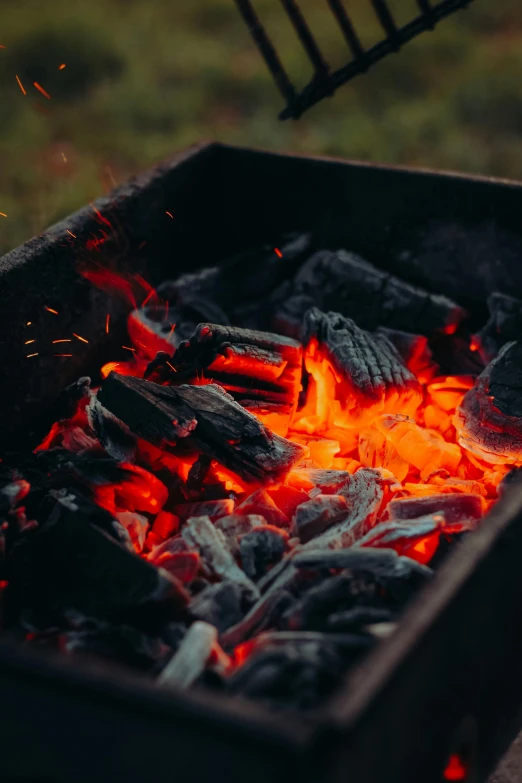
left=33, top=268, right=508, bottom=574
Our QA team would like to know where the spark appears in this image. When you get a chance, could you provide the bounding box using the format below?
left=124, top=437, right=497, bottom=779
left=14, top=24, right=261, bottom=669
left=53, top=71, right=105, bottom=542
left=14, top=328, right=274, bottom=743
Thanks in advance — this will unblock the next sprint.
left=59, top=63, right=66, bottom=70
left=61, top=152, right=67, bottom=163
left=26, top=353, right=38, bottom=358
left=52, top=339, right=71, bottom=344
left=0, top=213, right=7, bottom=218
left=44, top=306, right=58, bottom=315
left=0, top=45, right=6, bottom=49
left=168, top=323, right=176, bottom=340
left=54, top=354, right=72, bottom=357
left=91, top=203, right=112, bottom=228
left=24, top=339, right=35, bottom=345
left=105, top=314, right=110, bottom=334
left=33, top=81, right=51, bottom=100
left=73, top=333, right=89, bottom=343
left=26, top=322, right=32, bottom=326
left=166, top=361, right=177, bottom=373
left=15, top=75, right=26, bottom=95
left=274, top=247, right=283, bottom=258
left=165, top=211, right=174, bottom=219
left=66, top=229, right=76, bottom=238
left=122, top=345, right=136, bottom=352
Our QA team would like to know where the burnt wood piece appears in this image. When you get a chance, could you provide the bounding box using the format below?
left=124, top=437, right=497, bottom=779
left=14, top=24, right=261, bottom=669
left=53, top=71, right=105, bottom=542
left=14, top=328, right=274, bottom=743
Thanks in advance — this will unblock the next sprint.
left=163, top=323, right=302, bottom=414
left=9, top=492, right=189, bottom=632
left=226, top=637, right=348, bottom=709
left=239, top=526, right=289, bottom=580
left=97, top=373, right=306, bottom=483
left=181, top=515, right=259, bottom=599
left=355, top=514, right=443, bottom=559
left=158, top=233, right=312, bottom=330
left=300, top=469, right=385, bottom=550
left=214, top=514, right=265, bottom=557
left=156, top=552, right=200, bottom=584
left=157, top=621, right=219, bottom=690
left=292, top=494, right=348, bottom=543
left=455, top=341, right=522, bottom=464
left=272, top=249, right=466, bottom=337
left=388, top=493, right=484, bottom=525
left=292, top=548, right=432, bottom=582
left=473, top=292, right=522, bottom=363
left=189, top=581, right=255, bottom=633
left=87, top=397, right=137, bottom=463
left=303, top=309, right=422, bottom=422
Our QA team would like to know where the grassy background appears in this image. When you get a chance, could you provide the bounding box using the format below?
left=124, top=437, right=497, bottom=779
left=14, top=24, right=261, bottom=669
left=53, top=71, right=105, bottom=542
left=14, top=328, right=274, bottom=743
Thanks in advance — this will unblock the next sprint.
left=0, top=0, right=521, bottom=255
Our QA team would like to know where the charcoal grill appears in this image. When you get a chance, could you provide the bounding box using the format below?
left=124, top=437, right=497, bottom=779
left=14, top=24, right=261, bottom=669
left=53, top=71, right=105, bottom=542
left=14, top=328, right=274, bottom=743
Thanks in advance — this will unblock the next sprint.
left=235, top=0, right=475, bottom=118
left=2, top=143, right=522, bottom=782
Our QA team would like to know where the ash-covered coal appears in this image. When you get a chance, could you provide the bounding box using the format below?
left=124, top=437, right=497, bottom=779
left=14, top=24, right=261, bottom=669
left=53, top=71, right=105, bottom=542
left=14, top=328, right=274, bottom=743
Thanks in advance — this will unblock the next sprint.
left=0, top=233, right=513, bottom=713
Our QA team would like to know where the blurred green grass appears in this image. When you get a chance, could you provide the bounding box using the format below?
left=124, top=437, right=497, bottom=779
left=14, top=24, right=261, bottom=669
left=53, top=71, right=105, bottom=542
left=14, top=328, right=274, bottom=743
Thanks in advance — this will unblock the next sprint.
left=0, top=0, right=521, bottom=255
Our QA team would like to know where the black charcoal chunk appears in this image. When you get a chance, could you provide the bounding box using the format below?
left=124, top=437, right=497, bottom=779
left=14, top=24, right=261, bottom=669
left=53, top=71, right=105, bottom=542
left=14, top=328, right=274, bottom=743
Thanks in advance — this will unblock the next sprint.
left=227, top=639, right=346, bottom=709
left=166, top=323, right=302, bottom=414
left=473, top=292, right=522, bottom=363
left=160, top=233, right=311, bottom=329
left=388, top=493, right=483, bottom=525
left=239, top=526, right=288, bottom=580
left=273, top=249, right=466, bottom=335
left=87, top=397, right=136, bottom=463
left=182, top=515, right=259, bottom=598
left=300, top=469, right=385, bottom=550
left=455, top=341, right=522, bottom=464
left=189, top=580, right=254, bottom=633
left=214, top=514, right=265, bottom=557
left=97, top=374, right=306, bottom=484
left=292, top=494, right=348, bottom=543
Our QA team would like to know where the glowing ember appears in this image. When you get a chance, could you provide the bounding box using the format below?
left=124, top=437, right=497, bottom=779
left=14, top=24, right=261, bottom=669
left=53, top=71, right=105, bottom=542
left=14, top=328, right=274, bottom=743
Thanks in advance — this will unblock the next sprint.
left=166, top=211, right=174, bottom=219
left=73, top=333, right=89, bottom=344
left=443, top=754, right=467, bottom=781
left=33, top=81, right=51, bottom=100
left=15, top=75, right=26, bottom=95
left=66, top=230, right=76, bottom=239
left=44, top=306, right=59, bottom=315
left=0, top=212, right=7, bottom=218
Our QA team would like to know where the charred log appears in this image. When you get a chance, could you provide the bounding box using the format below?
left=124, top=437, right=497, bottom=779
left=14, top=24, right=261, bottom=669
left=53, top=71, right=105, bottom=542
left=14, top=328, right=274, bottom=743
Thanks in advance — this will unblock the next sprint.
left=455, top=341, right=522, bottom=464
left=302, top=309, right=422, bottom=425
left=97, top=373, right=306, bottom=483
left=273, top=250, right=466, bottom=336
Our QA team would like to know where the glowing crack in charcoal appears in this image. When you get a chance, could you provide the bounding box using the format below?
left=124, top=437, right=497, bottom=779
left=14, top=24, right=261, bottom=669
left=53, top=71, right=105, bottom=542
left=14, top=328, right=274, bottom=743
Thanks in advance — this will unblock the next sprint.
left=2, top=235, right=518, bottom=711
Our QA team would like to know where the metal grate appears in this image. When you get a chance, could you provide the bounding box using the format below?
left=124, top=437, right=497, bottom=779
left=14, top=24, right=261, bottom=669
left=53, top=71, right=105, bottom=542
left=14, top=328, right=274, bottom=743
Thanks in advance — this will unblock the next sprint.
left=235, top=0, right=475, bottom=119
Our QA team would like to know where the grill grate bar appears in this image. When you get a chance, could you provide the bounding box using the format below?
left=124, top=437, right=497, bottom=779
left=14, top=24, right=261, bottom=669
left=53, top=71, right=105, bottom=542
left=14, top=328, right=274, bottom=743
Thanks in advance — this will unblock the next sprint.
left=280, top=0, right=330, bottom=77
left=235, top=0, right=475, bottom=119
left=371, top=0, right=399, bottom=41
left=326, top=0, right=366, bottom=61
